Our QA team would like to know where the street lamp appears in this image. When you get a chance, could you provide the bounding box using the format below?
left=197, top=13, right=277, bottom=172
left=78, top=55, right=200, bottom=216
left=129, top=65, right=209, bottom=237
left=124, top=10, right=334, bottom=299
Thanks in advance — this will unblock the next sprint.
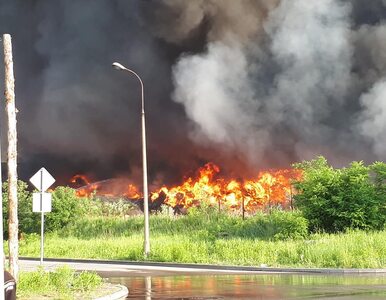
left=112, top=62, right=150, bottom=257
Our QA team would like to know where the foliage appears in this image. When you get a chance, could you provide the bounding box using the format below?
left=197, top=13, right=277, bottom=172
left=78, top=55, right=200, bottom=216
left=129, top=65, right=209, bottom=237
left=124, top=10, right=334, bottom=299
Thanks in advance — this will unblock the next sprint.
left=17, top=266, right=102, bottom=299
left=2, top=181, right=39, bottom=237
left=44, top=186, right=88, bottom=232
left=293, top=156, right=386, bottom=232
left=2, top=182, right=88, bottom=236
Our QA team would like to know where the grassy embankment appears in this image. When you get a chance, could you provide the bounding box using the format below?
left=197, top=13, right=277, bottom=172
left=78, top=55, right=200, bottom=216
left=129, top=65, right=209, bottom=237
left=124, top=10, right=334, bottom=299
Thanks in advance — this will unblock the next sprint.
left=14, top=209, right=386, bottom=269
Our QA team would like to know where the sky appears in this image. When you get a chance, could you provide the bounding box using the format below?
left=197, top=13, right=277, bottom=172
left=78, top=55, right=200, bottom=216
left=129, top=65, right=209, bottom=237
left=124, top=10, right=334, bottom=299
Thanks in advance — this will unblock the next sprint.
left=1, top=0, right=386, bottom=186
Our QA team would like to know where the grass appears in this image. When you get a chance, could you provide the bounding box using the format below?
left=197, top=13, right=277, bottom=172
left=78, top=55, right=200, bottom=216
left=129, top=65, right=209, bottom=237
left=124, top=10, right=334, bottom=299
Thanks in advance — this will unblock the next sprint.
left=61, top=208, right=309, bottom=240
left=17, top=266, right=103, bottom=299
left=13, top=210, right=386, bottom=269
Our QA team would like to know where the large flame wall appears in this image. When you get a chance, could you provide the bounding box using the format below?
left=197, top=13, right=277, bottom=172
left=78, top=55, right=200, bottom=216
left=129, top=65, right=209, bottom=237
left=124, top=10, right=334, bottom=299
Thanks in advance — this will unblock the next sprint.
left=72, top=163, right=302, bottom=212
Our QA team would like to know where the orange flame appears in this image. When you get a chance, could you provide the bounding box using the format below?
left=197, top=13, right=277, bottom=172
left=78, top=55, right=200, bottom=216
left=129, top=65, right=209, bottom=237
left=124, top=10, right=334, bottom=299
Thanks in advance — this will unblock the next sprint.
left=70, top=163, right=302, bottom=211
left=156, top=163, right=302, bottom=211
left=124, top=184, right=141, bottom=199
left=71, top=175, right=141, bottom=199
left=70, top=174, right=90, bottom=186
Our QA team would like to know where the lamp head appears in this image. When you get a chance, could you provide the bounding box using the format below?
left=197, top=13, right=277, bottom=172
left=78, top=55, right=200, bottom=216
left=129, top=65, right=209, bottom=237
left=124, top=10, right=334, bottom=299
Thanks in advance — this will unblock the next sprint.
left=112, top=62, right=126, bottom=71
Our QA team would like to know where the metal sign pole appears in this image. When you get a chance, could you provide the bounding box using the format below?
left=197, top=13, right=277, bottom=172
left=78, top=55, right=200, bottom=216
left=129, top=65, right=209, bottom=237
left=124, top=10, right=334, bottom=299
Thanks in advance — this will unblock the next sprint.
left=40, top=170, right=44, bottom=265
left=30, top=167, right=55, bottom=267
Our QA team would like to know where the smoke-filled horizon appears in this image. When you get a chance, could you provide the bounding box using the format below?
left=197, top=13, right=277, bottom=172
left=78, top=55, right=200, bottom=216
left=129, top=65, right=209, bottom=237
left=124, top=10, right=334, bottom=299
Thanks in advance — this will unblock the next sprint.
left=1, top=0, right=386, bottom=186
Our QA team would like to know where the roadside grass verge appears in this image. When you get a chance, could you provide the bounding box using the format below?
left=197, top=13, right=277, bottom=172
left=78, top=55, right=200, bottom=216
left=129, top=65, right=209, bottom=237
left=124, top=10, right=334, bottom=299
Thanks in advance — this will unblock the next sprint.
left=17, top=266, right=103, bottom=299
left=16, top=228, right=386, bottom=269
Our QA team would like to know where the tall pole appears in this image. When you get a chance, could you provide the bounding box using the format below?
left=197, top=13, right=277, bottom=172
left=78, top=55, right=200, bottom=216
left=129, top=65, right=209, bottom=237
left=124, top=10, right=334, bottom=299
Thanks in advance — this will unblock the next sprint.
left=0, top=37, right=5, bottom=297
left=112, top=62, right=150, bottom=257
left=3, top=33, right=19, bottom=280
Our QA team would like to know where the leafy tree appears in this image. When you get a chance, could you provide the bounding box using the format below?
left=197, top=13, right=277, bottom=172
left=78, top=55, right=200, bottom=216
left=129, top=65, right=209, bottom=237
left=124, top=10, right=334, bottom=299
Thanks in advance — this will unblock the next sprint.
left=293, top=156, right=386, bottom=232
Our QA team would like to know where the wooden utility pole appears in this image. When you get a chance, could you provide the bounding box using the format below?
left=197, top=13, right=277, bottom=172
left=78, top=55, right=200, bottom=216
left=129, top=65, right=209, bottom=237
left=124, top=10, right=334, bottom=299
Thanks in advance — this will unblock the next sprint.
left=3, top=34, right=19, bottom=279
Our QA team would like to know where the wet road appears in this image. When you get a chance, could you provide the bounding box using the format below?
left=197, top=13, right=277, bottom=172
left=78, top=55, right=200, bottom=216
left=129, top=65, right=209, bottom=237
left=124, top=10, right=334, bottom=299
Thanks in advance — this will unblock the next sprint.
left=109, top=273, right=386, bottom=299
left=19, top=258, right=386, bottom=299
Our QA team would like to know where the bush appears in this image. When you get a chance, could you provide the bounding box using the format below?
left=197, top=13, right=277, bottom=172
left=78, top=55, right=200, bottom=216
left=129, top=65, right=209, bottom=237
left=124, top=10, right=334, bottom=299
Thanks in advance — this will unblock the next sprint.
left=44, top=186, right=88, bottom=232
left=2, top=182, right=88, bottom=236
left=2, top=181, right=39, bottom=237
left=293, top=156, right=386, bottom=233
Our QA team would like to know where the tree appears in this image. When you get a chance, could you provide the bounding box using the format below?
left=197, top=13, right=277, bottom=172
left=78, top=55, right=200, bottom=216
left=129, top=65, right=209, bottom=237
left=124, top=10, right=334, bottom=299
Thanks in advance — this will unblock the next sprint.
left=3, top=33, right=19, bottom=279
left=293, top=156, right=386, bottom=232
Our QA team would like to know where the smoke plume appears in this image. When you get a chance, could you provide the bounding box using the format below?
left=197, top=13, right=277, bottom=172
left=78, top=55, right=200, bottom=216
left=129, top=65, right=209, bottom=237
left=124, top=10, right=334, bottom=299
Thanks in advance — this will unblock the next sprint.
left=1, top=0, right=386, bottom=184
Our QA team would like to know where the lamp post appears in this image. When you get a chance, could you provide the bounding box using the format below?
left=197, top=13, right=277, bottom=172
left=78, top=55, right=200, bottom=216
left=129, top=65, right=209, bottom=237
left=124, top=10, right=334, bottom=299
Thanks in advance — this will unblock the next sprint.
left=112, top=62, right=150, bottom=257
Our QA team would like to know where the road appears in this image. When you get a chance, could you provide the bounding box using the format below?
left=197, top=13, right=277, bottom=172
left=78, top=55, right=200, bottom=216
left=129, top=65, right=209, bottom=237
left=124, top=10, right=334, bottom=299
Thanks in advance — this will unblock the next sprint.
left=18, top=257, right=386, bottom=278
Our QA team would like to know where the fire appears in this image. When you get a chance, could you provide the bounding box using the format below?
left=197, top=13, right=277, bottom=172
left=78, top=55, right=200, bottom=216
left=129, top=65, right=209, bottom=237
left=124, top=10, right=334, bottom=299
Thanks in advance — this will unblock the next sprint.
left=70, top=174, right=90, bottom=186
left=156, top=163, right=302, bottom=211
left=70, top=163, right=302, bottom=212
left=70, top=175, right=141, bottom=199
left=124, top=184, right=141, bottom=199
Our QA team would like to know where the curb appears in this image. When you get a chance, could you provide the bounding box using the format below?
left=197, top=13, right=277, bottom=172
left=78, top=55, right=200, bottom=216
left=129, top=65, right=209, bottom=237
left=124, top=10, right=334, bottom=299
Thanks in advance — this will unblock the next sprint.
left=94, top=284, right=128, bottom=300
left=19, top=257, right=386, bottom=275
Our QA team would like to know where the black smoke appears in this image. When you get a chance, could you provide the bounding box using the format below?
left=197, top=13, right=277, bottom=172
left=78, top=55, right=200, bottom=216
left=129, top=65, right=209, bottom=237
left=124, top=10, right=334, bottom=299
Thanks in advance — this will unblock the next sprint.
left=0, top=0, right=386, bottom=186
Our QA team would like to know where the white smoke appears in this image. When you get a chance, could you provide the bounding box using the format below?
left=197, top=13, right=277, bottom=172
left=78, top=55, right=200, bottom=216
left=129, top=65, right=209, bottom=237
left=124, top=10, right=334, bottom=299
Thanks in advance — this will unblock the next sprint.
left=172, top=0, right=352, bottom=166
left=358, top=79, right=386, bottom=158
left=265, top=0, right=352, bottom=157
left=172, top=43, right=269, bottom=163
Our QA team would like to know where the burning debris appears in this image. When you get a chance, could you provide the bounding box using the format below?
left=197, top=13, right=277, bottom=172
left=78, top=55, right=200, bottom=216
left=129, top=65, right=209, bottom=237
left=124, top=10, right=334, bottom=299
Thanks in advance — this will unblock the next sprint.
left=72, top=177, right=141, bottom=200
left=71, top=163, right=302, bottom=213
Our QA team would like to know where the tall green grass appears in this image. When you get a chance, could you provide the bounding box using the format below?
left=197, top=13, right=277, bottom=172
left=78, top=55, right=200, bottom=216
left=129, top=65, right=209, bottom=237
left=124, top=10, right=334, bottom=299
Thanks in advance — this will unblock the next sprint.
left=14, top=210, right=386, bottom=268
left=16, top=230, right=386, bottom=268
left=61, top=208, right=308, bottom=241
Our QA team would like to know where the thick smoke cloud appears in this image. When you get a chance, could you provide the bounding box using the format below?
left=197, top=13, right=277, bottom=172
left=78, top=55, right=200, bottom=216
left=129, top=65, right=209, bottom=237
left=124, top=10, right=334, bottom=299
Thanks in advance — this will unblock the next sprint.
left=156, top=0, right=386, bottom=168
left=1, top=0, right=386, bottom=184
left=261, top=0, right=353, bottom=160
left=170, top=0, right=354, bottom=167
left=1, top=0, right=191, bottom=183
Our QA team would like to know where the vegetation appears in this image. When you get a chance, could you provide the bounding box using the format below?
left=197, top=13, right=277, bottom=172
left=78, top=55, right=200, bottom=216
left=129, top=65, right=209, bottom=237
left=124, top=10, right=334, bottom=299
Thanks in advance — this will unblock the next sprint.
left=3, top=156, right=386, bottom=271
left=2, top=181, right=36, bottom=237
left=62, top=206, right=308, bottom=241
left=14, top=225, right=386, bottom=268
left=2, top=183, right=88, bottom=236
left=10, top=206, right=385, bottom=268
left=293, top=157, right=386, bottom=232
left=17, top=266, right=103, bottom=299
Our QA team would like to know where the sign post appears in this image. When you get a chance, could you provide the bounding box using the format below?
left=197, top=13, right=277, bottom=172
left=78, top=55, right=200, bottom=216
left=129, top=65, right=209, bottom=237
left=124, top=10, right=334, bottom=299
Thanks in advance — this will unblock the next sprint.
left=29, top=168, right=55, bottom=265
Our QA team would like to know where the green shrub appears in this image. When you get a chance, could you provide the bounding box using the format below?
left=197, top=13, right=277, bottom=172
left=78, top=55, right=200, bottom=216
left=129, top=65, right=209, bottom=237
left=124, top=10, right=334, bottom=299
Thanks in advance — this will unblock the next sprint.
left=2, top=181, right=39, bottom=237
left=44, top=186, right=88, bottom=232
left=2, top=182, right=88, bottom=236
left=293, top=156, right=386, bottom=233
